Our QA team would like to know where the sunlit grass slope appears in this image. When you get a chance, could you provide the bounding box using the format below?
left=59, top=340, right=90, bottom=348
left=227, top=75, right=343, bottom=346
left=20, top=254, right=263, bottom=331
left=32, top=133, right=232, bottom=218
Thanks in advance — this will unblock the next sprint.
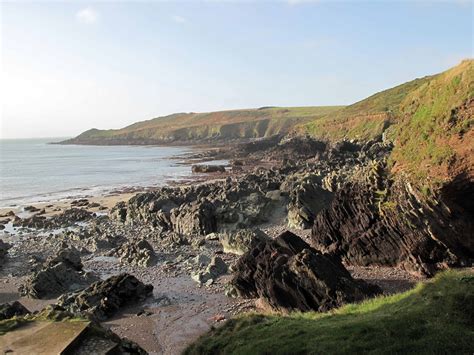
left=390, top=59, right=473, bottom=182
left=301, top=75, right=433, bottom=141
left=185, top=270, right=474, bottom=355
left=302, top=59, right=473, bottom=184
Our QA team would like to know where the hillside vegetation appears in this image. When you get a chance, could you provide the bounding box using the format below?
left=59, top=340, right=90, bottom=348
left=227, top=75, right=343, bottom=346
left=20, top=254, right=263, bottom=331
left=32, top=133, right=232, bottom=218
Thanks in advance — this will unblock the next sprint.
left=301, top=75, right=433, bottom=141
left=63, top=106, right=342, bottom=145
left=302, top=59, right=473, bottom=183
left=390, top=59, right=473, bottom=183
left=186, top=270, right=474, bottom=355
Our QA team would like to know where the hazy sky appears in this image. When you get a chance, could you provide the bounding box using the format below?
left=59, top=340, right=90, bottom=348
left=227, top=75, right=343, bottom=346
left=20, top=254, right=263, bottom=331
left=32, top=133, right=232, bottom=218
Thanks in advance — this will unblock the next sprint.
left=1, top=1, right=472, bottom=139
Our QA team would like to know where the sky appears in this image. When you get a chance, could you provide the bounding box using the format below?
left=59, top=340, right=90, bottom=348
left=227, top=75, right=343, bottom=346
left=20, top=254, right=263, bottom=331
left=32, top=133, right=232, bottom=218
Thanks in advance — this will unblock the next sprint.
left=0, top=0, right=472, bottom=139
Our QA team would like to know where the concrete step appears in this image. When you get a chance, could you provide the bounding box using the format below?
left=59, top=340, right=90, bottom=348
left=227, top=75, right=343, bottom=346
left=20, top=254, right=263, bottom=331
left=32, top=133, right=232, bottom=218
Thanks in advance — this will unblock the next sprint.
left=0, top=320, right=90, bottom=355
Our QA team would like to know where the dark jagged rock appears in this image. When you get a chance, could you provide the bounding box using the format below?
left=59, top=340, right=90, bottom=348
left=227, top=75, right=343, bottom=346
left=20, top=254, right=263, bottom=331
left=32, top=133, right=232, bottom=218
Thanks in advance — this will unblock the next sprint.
left=192, top=165, right=226, bottom=173
left=231, top=231, right=380, bottom=313
left=311, top=162, right=474, bottom=276
left=46, top=247, right=83, bottom=271
left=19, top=248, right=97, bottom=299
left=0, top=301, right=30, bottom=320
left=170, top=200, right=217, bottom=235
left=57, top=274, right=153, bottom=321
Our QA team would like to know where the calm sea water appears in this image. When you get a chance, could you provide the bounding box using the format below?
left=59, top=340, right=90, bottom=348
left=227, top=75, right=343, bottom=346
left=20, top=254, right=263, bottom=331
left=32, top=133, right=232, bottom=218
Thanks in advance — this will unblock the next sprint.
left=0, top=138, right=196, bottom=207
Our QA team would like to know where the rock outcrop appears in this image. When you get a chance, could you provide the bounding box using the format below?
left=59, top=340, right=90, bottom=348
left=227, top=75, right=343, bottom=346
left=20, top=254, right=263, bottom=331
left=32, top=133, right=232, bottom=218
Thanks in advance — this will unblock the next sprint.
left=283, top=173, right=334, bottom=229
left=191, top=256, right=228, bottom=285
left=110, top=171, right=287, bottom=234
left=231, top=231, right=380, bottom=313
left=170, top=200, right=217, bottom=235
left=19, top=248, right=97, bottom=299
left=112, top=239, right=155, bottom=267
left=14, top=208, right=94, bottom=229
left=311, top=161, right=474, bottom=276
left=219, top=229, right=269, bottom=255
left=109, top=137, right=396, bottom=238
left=58, top=273, right=153, bottom=321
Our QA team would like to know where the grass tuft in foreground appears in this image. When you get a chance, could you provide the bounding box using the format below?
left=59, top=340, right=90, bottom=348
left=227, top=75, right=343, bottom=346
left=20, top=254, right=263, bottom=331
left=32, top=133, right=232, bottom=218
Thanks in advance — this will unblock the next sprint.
left=185, top=270, right=474, bottom=355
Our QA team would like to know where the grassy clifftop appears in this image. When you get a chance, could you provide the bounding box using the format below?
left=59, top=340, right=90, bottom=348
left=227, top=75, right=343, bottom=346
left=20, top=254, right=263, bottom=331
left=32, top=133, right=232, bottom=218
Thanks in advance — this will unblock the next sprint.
left=301, top=75, right=433, bottom=141
left=186, top=270, right=474, bottom=355
left=302, top=59, right=473, bottom=184
left=64, top=106, right=342, bottom=145
left=390, top=59, right=473, bottom=183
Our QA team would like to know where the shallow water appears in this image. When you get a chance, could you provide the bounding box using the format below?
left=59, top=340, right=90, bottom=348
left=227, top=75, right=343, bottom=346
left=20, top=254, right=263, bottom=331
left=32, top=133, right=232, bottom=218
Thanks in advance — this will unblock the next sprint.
left=0, top=138, right=197, bottom=207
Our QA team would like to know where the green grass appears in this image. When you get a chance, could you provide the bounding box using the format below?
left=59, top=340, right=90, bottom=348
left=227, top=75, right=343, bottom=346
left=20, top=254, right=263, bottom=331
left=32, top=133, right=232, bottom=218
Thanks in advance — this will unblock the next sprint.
left=302, top=59, right=473, bottom=186
left=68, top=106, right=343, bottom=144
left=185, top=270, right=474, bottom=355
left=389, top=59, right=473, bottom=183
left=301, top=75, right=433, bottom=141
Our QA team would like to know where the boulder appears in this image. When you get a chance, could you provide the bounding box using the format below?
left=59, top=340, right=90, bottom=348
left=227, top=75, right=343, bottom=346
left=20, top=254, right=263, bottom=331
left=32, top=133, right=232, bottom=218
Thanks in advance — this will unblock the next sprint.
left=194, top=254, right=211, bottom=268
left=113, top=239, right=155, bottom=267
left=110, top=191, right=183, bottom=228
left=192, top=165, right=226, bottom=173
left=191, top=256, right=228, bottom=285
left=57, top=274, right=153, bottom=321
left=170, top=200, right=217, bottom=235
left=19, top=248, right=97, bottom=299
left=46, top=247, right=83, bottom=271
left=231, top=231, right=380, bottom=313
left=0, top=301, right=30, bottom=320
left=285, top=174, right=334, bottom=229
left=219, top=229, right=269, bottom=255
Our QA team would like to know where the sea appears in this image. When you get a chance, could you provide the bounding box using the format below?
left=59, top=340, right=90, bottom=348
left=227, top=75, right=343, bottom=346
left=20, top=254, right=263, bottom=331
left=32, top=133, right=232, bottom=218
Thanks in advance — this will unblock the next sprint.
left=0, top=138, right=203, bottom=208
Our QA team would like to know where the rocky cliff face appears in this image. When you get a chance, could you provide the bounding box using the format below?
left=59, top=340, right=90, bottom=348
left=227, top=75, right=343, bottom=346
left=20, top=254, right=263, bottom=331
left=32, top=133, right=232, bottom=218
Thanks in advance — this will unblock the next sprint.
left=61, top=106, right=341, bottom=146
left=311, top=161, right=473, bottom=276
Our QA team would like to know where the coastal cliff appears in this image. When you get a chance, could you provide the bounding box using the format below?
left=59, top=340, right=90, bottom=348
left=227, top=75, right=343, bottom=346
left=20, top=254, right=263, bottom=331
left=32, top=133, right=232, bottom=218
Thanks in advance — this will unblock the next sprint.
left=60, top=106, right=342, bottom=145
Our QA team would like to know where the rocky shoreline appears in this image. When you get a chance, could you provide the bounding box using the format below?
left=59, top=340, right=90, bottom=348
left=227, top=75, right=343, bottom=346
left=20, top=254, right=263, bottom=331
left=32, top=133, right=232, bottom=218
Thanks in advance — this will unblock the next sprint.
left=0, top=135, right=471, bottom=354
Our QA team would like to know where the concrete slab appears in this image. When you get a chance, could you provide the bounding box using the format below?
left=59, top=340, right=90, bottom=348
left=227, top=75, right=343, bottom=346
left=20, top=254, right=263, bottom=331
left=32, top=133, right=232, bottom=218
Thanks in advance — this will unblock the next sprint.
left=0, top=320, right=90, bottom=355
